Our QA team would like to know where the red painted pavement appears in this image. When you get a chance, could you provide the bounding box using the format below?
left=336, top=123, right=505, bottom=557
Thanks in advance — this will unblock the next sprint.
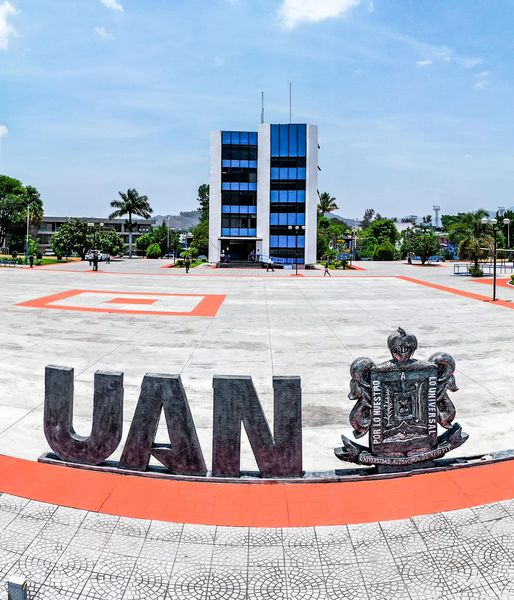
left=0, top=455, right=512, bottom=527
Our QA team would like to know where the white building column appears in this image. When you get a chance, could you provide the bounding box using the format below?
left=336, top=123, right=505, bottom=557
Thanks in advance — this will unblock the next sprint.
left=208, top=131, right=222, bottom=263
left=256, top=124, right=271, bottom=260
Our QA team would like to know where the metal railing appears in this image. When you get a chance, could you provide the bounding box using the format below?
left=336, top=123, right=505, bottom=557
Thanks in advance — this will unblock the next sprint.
left=453, top=262, right=514, bottom=276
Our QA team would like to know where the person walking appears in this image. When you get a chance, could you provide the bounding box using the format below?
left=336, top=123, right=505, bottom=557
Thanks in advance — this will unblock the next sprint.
left=29, top=254, right=34, bottom=268
left=324, top=261, right=331, bottom=277
left=266, top=257, right=274, bottom=272
left=185, top=257, right=191, bottom=273
left=256, top=249, right=261, bottom=263
left=92, top=252, right=99, bottom=272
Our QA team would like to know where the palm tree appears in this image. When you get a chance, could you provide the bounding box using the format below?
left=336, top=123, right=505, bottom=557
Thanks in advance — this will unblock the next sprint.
left=317, top=192, right=339, bottom=216
left=109, top=189, right=153, bottom=257
left=448, top=209, right=492, bottom=271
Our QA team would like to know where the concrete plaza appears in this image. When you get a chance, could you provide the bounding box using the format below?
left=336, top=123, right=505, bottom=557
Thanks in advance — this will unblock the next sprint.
left=0, top=258, right=513, bottom=599
left=0, top=258, right=513, bottom=471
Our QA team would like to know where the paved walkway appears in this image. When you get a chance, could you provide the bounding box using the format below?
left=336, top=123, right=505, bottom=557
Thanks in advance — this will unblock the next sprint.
left=1, top=493, right=513, bottom=600
left=1, top=259, right=513, bottom=598
left=1, top=258, right=512, bottom=469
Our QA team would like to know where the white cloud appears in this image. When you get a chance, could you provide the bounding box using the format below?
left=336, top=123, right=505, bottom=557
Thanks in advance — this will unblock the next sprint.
left=100, top=0, right=123, bottom=12
left=0, top=123, right=8, bottom=138
left=416, top=60, right=432, bottom=68
left=0, top=1, right=17, bottom=51
left=278, top=0, right=360, bottom=29
left=474, top=71, right=490, bottom=89
left=95, top=26, right=113, bottom=39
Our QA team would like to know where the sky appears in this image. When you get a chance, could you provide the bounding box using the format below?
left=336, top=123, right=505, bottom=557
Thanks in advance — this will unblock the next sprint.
left=1, top=0, right=514, bottom=219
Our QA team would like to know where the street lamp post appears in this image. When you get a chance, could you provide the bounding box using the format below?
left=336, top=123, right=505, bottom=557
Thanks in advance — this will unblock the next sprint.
left=350, top=227, right=357, bottom=267
left=25, top=202, right=36, bottom=265
left=481, top=217, right=498, bottom=302
left=87, top=222, right=104, bottom=258
left=288, top=224, right=305, bottom=276
left=504, top=217, right=511, bottom=249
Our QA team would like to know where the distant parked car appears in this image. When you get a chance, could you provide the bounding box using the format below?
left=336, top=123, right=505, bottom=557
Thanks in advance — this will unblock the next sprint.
left=197, top=255, right=207, bottom=261
left=85, top=250, right=109, bottom=261
left=428, top=255, right=445, bottom=262
left=44, top=249, right=55, bottom=256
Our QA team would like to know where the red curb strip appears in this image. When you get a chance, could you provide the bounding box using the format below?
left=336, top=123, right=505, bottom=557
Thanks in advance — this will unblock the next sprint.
left=396, top=276, right=514, bottom=309
left=0, top=455, right=513, bottom=527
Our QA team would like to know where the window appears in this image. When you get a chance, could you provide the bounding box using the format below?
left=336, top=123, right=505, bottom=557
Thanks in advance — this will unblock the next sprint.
left=220, top=215, right=257, bottom=237
left=270, top=124, right=307, bottom=157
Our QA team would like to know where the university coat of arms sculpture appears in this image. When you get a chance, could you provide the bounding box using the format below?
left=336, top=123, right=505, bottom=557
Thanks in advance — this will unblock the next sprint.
left=335, top=328, right=469, bottom=472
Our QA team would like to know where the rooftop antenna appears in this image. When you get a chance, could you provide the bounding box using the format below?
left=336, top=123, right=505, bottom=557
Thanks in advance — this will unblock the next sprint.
left=289, top=82, right=292, bottom=123
left=261, top=91, right=264, bottom=124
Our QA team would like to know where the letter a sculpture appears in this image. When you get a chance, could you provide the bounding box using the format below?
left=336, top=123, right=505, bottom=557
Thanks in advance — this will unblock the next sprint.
left=335, top=328, right=468, bottom=472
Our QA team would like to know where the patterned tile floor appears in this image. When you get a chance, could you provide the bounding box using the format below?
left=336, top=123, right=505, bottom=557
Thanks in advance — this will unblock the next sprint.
left=0, top=494, right=513, bottom=599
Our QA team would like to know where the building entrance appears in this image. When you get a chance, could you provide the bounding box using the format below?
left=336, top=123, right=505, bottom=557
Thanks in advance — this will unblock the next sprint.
left=221, top=239, right=258, bottom=263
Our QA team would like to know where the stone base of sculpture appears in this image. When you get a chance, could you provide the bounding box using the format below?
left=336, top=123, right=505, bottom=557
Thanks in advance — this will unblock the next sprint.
left=336, top=421, right=468, bottom=473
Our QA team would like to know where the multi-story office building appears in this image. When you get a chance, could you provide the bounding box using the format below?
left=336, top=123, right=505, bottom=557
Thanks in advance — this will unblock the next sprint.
left=37, top=216, right=156, bottom=252
left=209, top=123, right=318, bottom=266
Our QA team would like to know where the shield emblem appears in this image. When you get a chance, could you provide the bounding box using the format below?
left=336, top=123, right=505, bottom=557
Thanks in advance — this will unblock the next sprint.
left=369, top=362, right=438, bottom=456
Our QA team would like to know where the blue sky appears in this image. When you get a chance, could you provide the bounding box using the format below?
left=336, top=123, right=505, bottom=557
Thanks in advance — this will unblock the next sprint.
left=1, top=0, right=514, bottom=218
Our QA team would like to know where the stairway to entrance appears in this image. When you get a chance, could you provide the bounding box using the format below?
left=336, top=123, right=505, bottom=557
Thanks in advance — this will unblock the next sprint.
left=217, top=261, right=263, bottom=269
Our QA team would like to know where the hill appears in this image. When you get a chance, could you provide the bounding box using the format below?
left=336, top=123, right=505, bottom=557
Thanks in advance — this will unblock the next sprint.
left=154, top=210, right=201, bottom=230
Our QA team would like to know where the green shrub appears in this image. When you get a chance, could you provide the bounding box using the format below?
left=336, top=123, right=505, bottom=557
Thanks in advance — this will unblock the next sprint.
left=146, top=243, right=161, bottom=259
left=468, top=265, right=483, bottom=277
left=374, top=241, right=395, bottom=261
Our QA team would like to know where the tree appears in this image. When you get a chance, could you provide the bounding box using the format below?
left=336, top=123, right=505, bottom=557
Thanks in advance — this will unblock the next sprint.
left=191, top=220, right=208, bottom=255
left=317, top=215, right=349, bottom=260
left=365, top=218, right=399, bottom=245
left=402, top=228, right=441, bottom=264
left=149, top=223, right=173, bottom=255
left=360, top=208, right=375, bottom=230
left=422, top=215, right=432, bottom=225
left=146, top=243, right=161, bottom=259
left=358, top=218, right=399, bottom=260
left=317, top=191, right=339, bottom=216
left=190, top=183, right=210, bottom=257
left=97, top=228, right=124, bottom=256
left=0, top=176, right=44, bottom=250
left=374, top=240, right=396, bottom=261
left=180, top=246, right=198, bottom=259
left=135, top=224, right=181, bottom=256
left=197, top=184, right=209, bottom=223
left=109, top=188, right=153, bottom=258
left=135, top=232, right=154, bottom=254
left=447, top=209, right=491, bottom=271
left=50, top=219, right=90, bottom=259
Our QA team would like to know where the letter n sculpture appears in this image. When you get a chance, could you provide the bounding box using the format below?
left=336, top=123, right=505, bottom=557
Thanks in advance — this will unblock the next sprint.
left=335, top=328, right=469, bottom=472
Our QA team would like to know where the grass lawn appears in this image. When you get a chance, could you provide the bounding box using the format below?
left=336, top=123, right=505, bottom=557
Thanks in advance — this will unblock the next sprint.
left=0, top=254, right=80, bottom=266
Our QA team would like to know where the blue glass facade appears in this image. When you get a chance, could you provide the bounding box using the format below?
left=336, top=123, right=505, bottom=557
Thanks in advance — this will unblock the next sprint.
left=220, top=131, right=258, bottom=238
left=269, top=124, right=307, bottom=264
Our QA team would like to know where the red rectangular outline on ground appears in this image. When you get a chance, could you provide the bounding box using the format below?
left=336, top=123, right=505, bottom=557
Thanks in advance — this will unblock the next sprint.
left=106, top=297, right=158, bottom=305
left=16, top=289, right=226, bottom=317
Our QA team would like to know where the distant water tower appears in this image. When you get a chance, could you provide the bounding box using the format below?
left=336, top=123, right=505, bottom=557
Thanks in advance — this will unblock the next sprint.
left=433, top=205, right=441, bottom=228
